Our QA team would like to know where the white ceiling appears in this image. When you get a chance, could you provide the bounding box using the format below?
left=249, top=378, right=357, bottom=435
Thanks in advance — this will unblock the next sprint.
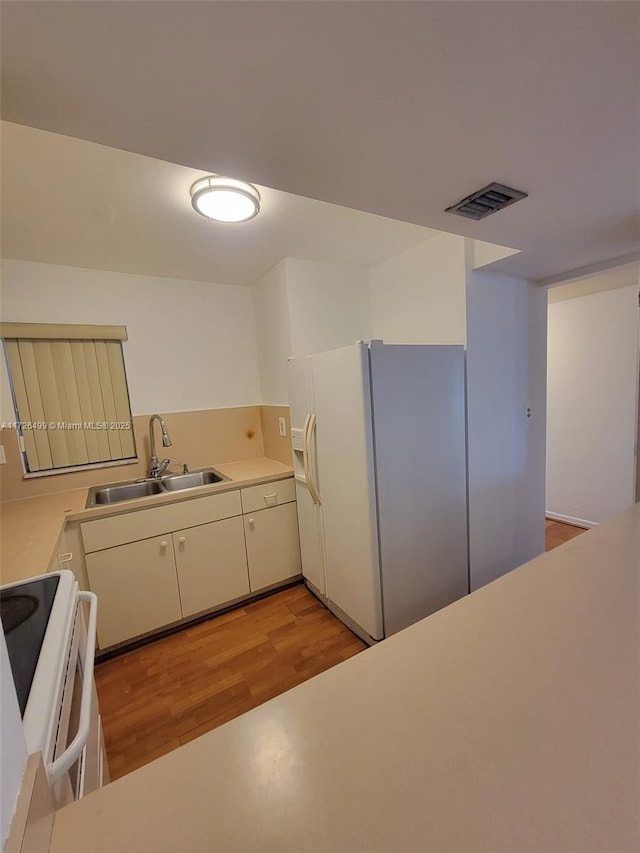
left=1, top=1, right=639, bottom=282
left=0, top=122, right=437, bottom=286
left=547, top=263, right=639, bottom=303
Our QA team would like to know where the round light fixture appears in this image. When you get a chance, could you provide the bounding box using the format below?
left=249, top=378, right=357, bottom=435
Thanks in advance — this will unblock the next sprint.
left=190, top=176, right=260, bottom=223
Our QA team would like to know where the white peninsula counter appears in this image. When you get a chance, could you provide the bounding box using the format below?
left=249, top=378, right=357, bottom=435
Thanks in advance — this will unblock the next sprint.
left=49, top=504, right=640, bottom=852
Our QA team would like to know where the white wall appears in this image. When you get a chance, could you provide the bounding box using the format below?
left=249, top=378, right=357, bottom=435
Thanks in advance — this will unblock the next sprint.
left=1, top=633, right=28, bottom=845
left=286, top=259, right=371, bottom=358
left=251, top=258, right=372, bottom=404
left=252, top=260, right=292, bottom=406
left=546, top=284, right=639, bottom=526
left=371, top=233, right=467, bottom=344
left=466, top=269, right=547, bottom=591
left=0, top=259, right=261, bottom=418
left=472, top=239, right=520, bottom=270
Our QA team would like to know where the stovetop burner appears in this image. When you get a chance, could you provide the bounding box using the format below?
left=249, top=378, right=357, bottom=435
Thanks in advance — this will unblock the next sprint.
left=1, top=575, right=61, bottom=716
left=1, top=594, right=39, bottom=633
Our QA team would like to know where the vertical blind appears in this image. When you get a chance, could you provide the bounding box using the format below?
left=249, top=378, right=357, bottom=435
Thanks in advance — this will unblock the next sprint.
left=1, top=323, right=136, bottom=473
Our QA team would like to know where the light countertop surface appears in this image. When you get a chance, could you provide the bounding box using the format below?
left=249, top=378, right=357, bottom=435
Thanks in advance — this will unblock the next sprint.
left=0, top=457, right=293, bottom=585
left=49, top=503, right=640, bottom=853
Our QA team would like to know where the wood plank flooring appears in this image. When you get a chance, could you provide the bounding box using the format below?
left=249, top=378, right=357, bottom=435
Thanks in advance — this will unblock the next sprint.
left=98, top=522, right=588, bottom=780
left=95, top=584, right=366, bottom=780
left=545, top=518, right=587, bottom=551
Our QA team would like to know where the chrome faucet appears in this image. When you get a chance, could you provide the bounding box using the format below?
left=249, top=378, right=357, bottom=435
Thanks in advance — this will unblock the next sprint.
left=148, top=414, right=173, bottom=478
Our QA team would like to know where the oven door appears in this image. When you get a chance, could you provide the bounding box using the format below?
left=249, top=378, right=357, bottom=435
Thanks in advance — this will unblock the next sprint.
left=48, top=591, right=107, bottom=807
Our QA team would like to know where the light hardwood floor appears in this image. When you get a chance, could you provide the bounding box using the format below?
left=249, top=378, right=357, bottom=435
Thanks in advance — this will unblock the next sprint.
left=545, top=518, right=587, bottom=551
left=97, top=521, right=587, bottom=780
left=95, top=584, right=366, bottom=780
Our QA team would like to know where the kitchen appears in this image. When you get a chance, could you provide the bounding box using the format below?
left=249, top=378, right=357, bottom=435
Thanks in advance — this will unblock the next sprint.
left=0, top=123, right=482, bottom=785
left=3, top=467, right=638, bottom=851
left=1, top=1, right=639, bottom=850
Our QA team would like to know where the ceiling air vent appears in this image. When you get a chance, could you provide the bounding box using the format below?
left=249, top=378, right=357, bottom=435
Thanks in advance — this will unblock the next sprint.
left=445, top=182, right=528, bottom=220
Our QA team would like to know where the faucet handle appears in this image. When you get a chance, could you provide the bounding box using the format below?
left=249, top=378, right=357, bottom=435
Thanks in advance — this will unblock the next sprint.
left=156, top=458, right=172, bottom=476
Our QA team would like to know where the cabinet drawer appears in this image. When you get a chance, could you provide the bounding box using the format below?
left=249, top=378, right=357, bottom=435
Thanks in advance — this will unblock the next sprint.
left=81, top=490, right=242, bottom=553
left=240, top=478, right=295, bottom=514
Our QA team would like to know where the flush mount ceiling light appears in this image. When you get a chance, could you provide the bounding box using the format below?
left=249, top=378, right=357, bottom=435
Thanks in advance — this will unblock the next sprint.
left=190, top=176, right=260, bottom=223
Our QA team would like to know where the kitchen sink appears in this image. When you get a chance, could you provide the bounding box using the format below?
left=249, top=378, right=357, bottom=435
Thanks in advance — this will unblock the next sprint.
left=85, top=467, right=229, bottom=507
left=89, top=480, right=165, bottom=506
left=160, top=468, right=227, bottom=492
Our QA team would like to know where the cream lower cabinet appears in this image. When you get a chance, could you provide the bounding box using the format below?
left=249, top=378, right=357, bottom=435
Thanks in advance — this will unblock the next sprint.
left=244, top=502, right=302, bottom=591
left=174, top=516, right=250, bottom=618
left=82, top=479, right=300, bottom=649
left=86, top=536, right=182, bottom=648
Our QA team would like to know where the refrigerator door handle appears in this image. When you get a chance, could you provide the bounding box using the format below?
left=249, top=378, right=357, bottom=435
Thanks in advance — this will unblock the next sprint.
left=306, top=413, right=322, bottom=506
left=302, top=413, right=312, bottom=487
left=303, top=413, right=316, bottom=505
left=303, top=412, right=321, bottom=506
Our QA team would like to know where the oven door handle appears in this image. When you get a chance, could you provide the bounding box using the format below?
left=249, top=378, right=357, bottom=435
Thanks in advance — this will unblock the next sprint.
left=47, top=591, right=98, bottom=785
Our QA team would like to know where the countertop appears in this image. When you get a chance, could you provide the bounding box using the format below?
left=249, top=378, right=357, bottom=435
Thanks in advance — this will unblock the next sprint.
left=49, top=503, right=640, bottom=852
left=0, top=457, right=293, bottom=585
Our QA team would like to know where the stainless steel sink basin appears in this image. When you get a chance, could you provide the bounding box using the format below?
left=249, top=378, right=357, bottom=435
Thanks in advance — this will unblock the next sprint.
left=89, top=479, right=165, bottom=506
left=85, top=467, right=229, bottom=507
left=160, top=468, right=227, bottom=492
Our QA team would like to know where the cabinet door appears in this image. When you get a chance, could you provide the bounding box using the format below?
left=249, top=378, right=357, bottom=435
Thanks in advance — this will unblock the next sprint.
left=86, top=536, right=182, bottom=648
left=173, top=517, right=249, bottom=619
left=244, top=503, right=302, bottom=592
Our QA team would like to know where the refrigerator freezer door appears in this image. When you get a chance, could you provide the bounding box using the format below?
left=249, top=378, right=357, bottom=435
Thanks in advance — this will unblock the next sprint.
left=312, top=343, right=383, bottom=640
left=287, top=357, right=315, bottom=486
left=293, top=480, right=326, bottom=595
left=287, top=356, right=326, bottom=596
left=369, top=341, right=469, bottom=636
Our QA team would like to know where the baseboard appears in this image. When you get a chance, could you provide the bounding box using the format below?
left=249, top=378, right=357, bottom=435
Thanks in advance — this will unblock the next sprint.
left=545, top=511, right=597, bottom=529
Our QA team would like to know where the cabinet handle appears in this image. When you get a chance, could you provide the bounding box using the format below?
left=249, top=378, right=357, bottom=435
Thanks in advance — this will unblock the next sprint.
left=179, top=536, right=186, bottom=544
left=248, top=518, right=255, bottom=528
left=160, top=541, right=168, bottom=550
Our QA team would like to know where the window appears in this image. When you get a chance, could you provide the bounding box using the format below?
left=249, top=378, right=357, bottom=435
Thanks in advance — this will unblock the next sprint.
left=1, top=323, right=137, bottom=476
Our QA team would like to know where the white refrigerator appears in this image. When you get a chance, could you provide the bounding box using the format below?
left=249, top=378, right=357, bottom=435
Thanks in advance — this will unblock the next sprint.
left=288, top=340, right=469, bottom=642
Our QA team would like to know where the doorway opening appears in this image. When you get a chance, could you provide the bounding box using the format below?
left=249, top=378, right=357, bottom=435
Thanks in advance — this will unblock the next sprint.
left=545, top=263, right=640, bottom=541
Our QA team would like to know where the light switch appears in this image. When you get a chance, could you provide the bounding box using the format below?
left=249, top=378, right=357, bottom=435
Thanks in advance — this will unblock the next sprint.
left=278, top=417, right=287, bottom=437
